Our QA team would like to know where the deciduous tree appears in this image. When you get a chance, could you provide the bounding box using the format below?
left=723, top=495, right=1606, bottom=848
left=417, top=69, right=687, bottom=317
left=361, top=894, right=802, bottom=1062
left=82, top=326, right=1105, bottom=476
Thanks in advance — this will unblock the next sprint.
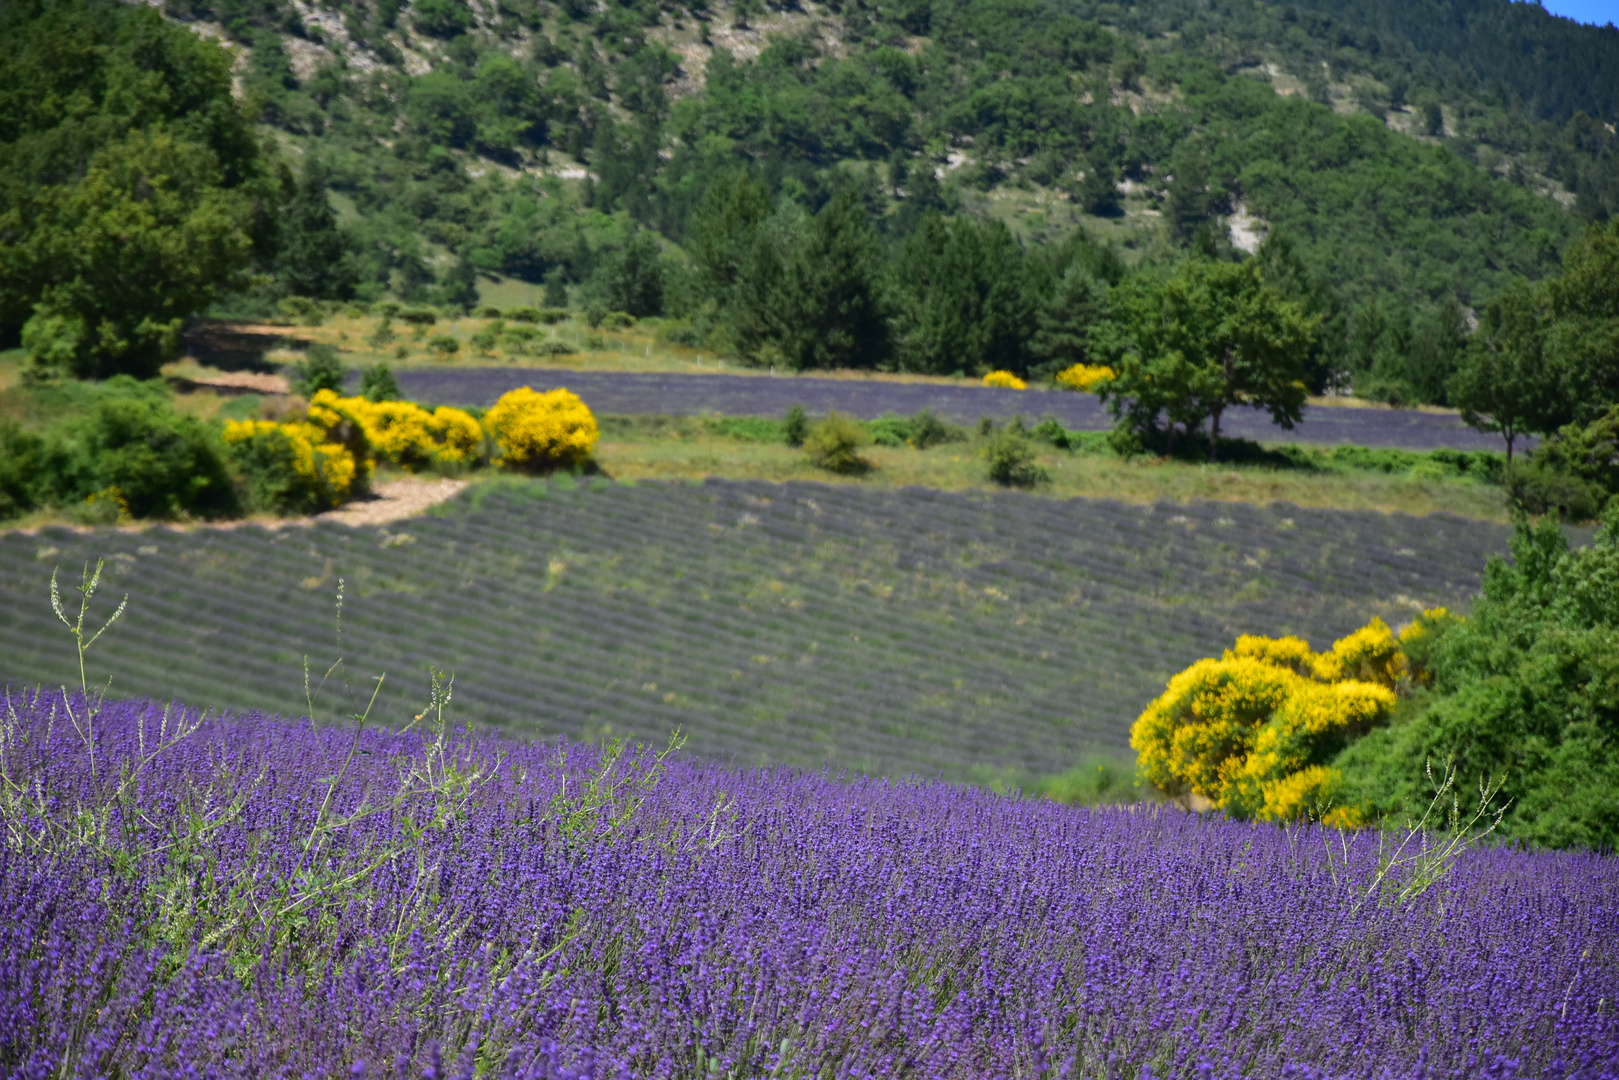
left=1096, top=257, right=1318, bottom=459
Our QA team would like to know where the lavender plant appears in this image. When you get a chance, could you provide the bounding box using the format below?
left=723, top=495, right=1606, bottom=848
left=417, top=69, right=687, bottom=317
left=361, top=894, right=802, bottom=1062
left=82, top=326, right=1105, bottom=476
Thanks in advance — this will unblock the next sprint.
left=2, top=571, right=1615, bottom=1077
left=3, top=687, right=1616, bottom=1078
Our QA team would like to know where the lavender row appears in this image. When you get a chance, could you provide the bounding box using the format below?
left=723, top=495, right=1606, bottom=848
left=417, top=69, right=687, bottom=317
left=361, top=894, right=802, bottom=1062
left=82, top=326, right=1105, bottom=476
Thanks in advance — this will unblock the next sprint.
left=390, top=367, right=1513, bottom=451
left=6, top=694, right=1616, bottom=1077
left=0, top=480, right=1513, bottom=779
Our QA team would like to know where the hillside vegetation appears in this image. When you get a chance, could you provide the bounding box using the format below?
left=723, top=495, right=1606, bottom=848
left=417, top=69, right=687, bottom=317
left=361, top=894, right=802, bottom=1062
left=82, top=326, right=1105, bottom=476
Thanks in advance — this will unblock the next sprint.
left=3, top=0, right=1617, bottom=408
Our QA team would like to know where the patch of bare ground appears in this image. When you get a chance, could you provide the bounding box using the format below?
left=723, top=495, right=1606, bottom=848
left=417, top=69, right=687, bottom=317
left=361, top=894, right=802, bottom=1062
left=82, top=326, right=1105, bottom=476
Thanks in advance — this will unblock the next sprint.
left=316, top=477, right=469, bottom=527
left=7, top=477, right=468, bottom=537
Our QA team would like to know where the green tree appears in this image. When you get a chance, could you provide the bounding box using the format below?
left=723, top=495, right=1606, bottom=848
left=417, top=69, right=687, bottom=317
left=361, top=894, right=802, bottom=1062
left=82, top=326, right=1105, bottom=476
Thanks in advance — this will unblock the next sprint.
left=1072, top=153, right=1122, bottom=217
left=274, top=162, right=356, bottom=300
left=1030, top=263, right=1109, bottom=374
left=407, top=72, right=477, bottom=148
left=433, top=257, right=480, bottom=312
left=597, top=230, right=665, bottom=318
left=891, top=214, right=1033, bottom=376
left=471, top=54, right=544, bottom=157
left=0, top=0, right=265, bottom=377
left=13, top=130, right=256, bottom=378
left=783, top=191, right=890, bottom=370
left=688, top=172, right=771, bottom=309
left=738, top=191, right=890, bottom=371
left=412, top=0, right=473, bottom=38
left=1095, top=258, right=1318, bottom=459
left=1544, top=220, right=1619, bottom=427
left=1450, top=281, right=1563, bottom=461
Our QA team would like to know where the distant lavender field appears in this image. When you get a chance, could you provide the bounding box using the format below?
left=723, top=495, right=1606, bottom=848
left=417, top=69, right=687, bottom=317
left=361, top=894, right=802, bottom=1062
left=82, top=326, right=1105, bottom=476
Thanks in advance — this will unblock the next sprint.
left=391, top=367, right=1512, bottom=452
left=0, top=482, right=1515, bottom=778
left=7, top=694, right=1616, bottom=1078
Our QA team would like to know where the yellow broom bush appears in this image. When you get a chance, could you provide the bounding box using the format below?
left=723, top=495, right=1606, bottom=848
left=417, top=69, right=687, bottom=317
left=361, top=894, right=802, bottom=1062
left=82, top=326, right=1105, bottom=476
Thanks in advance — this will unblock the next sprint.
left=1053, top=363, right=1116, bottom=393
left=306, top=390, right=483, bottom=471
left=222, top=418, right=363, bottom=511
left=982, top=370, right=1027, bottom=389
left=485, top=386, right=598, bottom=470
left=1130, top=615, right=1445, bottom=824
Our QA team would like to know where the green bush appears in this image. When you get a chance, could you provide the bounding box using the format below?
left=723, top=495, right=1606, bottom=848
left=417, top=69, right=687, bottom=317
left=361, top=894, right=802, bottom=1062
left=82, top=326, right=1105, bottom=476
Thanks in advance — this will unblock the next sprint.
left=429, top=334, right=461, bottom=357
left=79, top=395, right=239, bottom=519
left=366, top=318, right=396, bottom=349
left=475, top=305, right=504, bottom=318
left=704, top=416, right=784, bottom=442
left=1, top=378, right=241, bottom=522
left=227, top=426, right=327, bottom=515
left=1334, top=510, right=1619, bottom=852
left=869, top=410, right=968, bottom=448
left=1505, top=406, right=1619, bottom=521
left=359, top=363, right=400, bottom=402
left=867, top=410, right=967, bottom=449
left=470, top=323, right=502, bottom=354
left=290, top=345, right=345, bottom=397
left=783, top=405, right=809, bottom=447
left=868, top=413, right=911, bottom=447
left=398, top=308, right=439, bottom=326
left=0, top=424, right=55, bottom=519
left=985, top=428, right=1048, bottom=487
left=1507, top=460, right=1608, bottom=522
left=804, top=412, right=871, bottom=474
left=659, top=323, right=706, bottom=348
left=506, top=307, right=570, bottom=326
left=278, top=297, right=324, bottom=326
left=1030, top=417, right=1073, bottom=449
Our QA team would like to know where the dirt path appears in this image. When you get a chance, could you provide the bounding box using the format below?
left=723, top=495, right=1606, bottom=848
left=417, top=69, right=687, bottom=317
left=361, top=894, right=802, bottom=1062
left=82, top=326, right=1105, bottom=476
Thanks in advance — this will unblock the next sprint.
left=9, top=476, right=468, bottom=537
left=317, top=477, right=468, bottom=527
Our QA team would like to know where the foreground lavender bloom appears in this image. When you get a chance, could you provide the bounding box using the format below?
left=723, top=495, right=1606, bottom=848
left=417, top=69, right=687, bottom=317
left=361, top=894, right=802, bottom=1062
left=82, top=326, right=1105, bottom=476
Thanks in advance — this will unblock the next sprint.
left=2, top=692, right=1615, bottom=1078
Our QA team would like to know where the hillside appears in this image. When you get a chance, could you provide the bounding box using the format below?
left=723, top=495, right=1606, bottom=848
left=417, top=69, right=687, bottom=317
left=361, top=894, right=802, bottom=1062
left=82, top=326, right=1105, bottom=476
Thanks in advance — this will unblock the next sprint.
left=3, top=0, right=1617, bottom=398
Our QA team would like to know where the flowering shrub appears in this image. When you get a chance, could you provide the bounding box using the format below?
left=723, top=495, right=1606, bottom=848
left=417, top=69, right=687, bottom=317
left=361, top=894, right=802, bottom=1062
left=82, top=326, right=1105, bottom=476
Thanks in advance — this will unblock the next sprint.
left=1054, top=362, right=1116, bottom=392
left=485, top=386, right=599, bottom=470
left=308, top=390, right=483, bottom=471
left=1130, top=617, right=1435, bottom=822
left=981, top=369, right=1026, bottom=389
left=223, top=418, right=363, bottom=513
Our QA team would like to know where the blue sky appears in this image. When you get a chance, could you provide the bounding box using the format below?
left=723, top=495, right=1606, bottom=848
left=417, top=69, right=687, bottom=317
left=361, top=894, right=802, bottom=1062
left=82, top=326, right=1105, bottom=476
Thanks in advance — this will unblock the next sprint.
left=1538, top=0, right=1619, bottom=26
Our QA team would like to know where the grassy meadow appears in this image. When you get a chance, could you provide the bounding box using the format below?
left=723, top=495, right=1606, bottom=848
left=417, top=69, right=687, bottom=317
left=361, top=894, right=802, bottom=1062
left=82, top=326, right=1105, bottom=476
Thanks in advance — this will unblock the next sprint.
left=593, top=415, right=1512, bottom=520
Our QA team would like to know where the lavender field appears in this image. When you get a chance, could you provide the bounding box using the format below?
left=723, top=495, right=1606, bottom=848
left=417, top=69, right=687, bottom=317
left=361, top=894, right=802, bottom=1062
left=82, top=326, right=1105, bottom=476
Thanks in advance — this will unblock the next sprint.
left=0, top=481, right=1515, bottom=780
left=389, top=368, right=1512, bottom=452
left=4, top=692, right=1615, bottom=1078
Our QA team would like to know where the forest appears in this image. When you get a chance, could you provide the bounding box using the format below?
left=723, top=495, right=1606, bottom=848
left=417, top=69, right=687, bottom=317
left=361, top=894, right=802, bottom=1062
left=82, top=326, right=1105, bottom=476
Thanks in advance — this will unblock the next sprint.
left=0, top=0, right=1616, bottom=405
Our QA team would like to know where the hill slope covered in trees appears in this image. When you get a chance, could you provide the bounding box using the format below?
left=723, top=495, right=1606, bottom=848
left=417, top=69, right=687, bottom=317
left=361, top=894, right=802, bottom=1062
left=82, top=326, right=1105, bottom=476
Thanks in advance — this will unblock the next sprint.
left=3, top=0, right=1617, bottom=400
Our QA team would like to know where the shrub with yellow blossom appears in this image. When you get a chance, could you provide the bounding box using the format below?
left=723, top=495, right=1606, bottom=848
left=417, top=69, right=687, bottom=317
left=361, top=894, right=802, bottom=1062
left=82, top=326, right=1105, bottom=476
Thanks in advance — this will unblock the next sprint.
left=305, top=391, right=484, bottom=472
left=223, top=418, right=363, bottom=513
left=1129, top=614, right=1448, bottom=824
left=982, top=370, right=1026, bottom=389
left=484, top=386, right=598, bottom=471
left=1054, top=363, right=1116, bottom=393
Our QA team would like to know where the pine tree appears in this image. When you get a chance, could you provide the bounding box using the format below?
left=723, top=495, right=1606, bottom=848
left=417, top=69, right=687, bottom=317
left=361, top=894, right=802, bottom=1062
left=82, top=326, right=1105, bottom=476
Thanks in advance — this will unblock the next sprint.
left=1031, top=263, right=1109, bottom=371
left=892, top=214, right=1034, bottom=376
left=766, top=191, right=890, bottom=371
left=275, top=163, right=355, bottom=300
left=1073, top=154, right=1121, bottom=217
